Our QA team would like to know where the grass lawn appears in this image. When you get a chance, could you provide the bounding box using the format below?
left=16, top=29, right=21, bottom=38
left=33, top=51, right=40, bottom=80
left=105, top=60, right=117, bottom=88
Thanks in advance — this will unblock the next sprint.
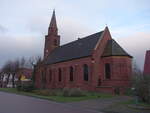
left=0, top=88, right=113, bottom=102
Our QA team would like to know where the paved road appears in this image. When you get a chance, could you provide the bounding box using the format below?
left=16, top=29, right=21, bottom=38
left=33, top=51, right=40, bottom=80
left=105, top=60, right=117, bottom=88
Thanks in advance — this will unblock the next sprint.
left=0, top=92, right=102, bottom=113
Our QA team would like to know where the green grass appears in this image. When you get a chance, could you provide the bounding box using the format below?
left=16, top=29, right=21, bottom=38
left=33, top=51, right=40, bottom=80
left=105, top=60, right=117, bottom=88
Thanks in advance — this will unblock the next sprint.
left=0, top=88, right=113, bottom=102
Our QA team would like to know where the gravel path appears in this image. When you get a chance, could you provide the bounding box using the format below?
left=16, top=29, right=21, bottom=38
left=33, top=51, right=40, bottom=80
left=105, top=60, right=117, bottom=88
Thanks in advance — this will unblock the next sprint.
left=66, top=96, right=150, bottom=113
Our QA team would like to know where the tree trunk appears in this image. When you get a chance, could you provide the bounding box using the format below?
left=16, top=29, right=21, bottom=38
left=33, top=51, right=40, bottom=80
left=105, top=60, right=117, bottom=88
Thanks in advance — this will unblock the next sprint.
left=12, top=73, right=15, bottom=88
left=6, top=74, right=10, bottom=86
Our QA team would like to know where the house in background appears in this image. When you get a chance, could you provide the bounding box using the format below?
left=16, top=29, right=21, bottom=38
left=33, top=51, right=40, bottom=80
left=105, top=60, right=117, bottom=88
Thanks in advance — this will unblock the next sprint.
left=0, top=68, right=32, bottom=88
left=16, top=68, right=33, bottom=81
left=0, top=73, right=18, bottom=88
left=35, top=10, right=132, bottom=94
left=144, top=50, right=150, bottom=75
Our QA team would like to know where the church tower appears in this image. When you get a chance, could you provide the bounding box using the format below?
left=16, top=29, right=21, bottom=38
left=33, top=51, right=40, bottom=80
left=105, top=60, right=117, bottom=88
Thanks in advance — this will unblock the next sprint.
left=44, top=10, right=60, bottom=59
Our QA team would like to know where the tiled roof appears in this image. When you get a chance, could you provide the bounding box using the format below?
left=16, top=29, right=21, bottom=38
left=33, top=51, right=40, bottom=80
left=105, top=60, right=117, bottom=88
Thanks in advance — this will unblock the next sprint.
left=45, top=31, right=104, bottom=64
left=102, top=39, right=132, bottom=58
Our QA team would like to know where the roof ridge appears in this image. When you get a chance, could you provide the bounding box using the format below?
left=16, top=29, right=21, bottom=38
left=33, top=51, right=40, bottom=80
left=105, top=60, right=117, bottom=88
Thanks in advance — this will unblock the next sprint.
left=58, top=31, right=104, bottom=48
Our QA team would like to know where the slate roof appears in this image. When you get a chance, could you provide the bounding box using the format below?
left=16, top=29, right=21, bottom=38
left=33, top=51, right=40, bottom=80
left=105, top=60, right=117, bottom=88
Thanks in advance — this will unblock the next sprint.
left=102, top=39, right=132, bottom=58
left=45, top=31, right=104, bottom=64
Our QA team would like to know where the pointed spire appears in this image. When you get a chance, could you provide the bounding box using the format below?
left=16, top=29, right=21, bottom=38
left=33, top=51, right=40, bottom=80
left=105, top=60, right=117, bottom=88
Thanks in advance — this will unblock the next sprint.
left=49, top=10, right=57, bottom=34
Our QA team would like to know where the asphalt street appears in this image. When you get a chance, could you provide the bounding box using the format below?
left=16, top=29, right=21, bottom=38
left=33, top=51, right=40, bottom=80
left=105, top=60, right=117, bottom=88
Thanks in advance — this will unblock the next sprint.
left=0, top=91, right=102, bottom=113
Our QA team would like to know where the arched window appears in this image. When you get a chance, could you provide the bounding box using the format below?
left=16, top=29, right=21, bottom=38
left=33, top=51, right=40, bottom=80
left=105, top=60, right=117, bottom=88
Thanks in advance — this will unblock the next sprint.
left=70, top=66, right=74, bottom=81
left=83, top=64, right=89, bottom=81
left=41, top=70, right=46, bottom=89
left=98, top=78, right=101, bottom=86
left=41, top=70, right=46, bottom=83
left=49, top=69, right=52, bottom=82
left=58, top=68, right=62, bottom=82
left=105, top=63, right=111, bottom=79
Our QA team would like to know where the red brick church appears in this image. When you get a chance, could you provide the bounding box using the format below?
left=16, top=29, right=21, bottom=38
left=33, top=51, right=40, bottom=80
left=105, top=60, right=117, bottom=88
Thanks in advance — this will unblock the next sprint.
left=35, top=11, right=132, bottom=94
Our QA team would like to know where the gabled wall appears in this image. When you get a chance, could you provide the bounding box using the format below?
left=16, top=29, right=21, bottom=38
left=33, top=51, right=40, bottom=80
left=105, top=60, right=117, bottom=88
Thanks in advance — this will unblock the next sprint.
left=91, top=27, right=112, bottom=88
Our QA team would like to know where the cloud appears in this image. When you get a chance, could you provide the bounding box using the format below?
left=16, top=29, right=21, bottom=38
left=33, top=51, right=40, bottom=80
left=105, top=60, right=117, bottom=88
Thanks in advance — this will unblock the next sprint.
left=27, top=14, right=94, bottom=45
left=0, top=35, right=43, bottom=67
left=0, top=0, right=150, bottom=70
left=0, top=25, right=8, bottom=33
left=114, top=32, right=150, bottom=70
left=58, top=17, right=95, bottom=45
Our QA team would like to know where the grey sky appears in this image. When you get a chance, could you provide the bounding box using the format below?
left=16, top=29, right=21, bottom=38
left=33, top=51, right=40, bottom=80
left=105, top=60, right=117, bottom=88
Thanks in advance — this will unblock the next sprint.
left=0, top=0, right=150, bottom=70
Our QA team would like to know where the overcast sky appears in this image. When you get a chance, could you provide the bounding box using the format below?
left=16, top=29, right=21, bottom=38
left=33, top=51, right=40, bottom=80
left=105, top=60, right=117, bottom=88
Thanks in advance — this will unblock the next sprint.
left=0, top=0, right=150, bottom=70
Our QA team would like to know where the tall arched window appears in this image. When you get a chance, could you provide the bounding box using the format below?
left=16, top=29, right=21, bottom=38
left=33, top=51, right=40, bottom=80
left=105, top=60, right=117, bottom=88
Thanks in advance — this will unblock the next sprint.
left=41, top=70, right=46, bottom=89
left=58, top=68, right=62, bottom=82
left=83, top=64, right=89, bottom=81
left=49, top=69, right=52, bottom=82
left=41, top=70, right=46, bottom=83
left=105, top=63, right=111, bottom=79
left=70, top=66, right=74, bottom=81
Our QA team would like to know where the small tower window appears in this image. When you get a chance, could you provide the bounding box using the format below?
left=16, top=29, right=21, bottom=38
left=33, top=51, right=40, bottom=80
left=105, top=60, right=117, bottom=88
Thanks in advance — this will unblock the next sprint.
left=58, top=68, right=62, bottom=82
left=105, top=63, right=111, bottom=79
left=83, top=64, right=89, bottom=81
left=70, top=66, right=74, bottom=81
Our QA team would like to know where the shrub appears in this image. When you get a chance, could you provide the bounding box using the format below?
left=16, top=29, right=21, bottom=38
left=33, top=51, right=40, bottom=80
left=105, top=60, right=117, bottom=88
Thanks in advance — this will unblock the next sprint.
left=16, top=81, right=35, bottom=92
left=21, top=83, right=35, bottom=92
left=133, top=75, right=150, bottom=104
left=62, top=88, right=85, bottom=97
left=62, top=87, right=70, bottom=97
left=69, top=88, right=85, bottom=97
left=125, top=88, right=134, bottom=96
left=16, top=84, right=22, bottom=91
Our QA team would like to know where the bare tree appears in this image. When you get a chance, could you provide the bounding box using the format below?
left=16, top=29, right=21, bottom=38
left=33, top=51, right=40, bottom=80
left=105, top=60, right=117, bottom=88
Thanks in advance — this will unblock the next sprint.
left=1, top=56, right=42, bottom=88
left=28, top=56, right=42, bottom=83
left=1, top=59, right=20, bottom=88
left=28, top=56, right=42, bottom=68
left=11, top=59, right=20, bottom=88
left=20, top=57, right=26, bottom=68
left=0, top=70, right=4, bottom=87
left=1, top=61, right=13, bottom=87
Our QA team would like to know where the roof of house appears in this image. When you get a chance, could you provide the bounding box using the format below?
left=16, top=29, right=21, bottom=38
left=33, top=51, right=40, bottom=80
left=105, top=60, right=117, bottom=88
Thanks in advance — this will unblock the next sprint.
left=45, top=31, right=104, bottom=64
left=16, top=68, right=33, bottom=79
left=102, top=39, right=132, bottom=58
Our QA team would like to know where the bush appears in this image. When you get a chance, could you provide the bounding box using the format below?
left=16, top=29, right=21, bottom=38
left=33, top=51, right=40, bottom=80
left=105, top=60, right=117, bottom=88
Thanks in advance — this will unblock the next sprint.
left=125, top=88, right=134, bottom=96
left=69, top=88, right=85, bottom=97
left=22, top=83, right=34, bottom=92
left=133, top=75, right=150, bottom=104
left=62, top=88, right=85, bottom=97
left=16, top=81, right=35, bottom=92
left=16, top=84, right=22, bottom=91
left=62, top=87, right=70, bottom=97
